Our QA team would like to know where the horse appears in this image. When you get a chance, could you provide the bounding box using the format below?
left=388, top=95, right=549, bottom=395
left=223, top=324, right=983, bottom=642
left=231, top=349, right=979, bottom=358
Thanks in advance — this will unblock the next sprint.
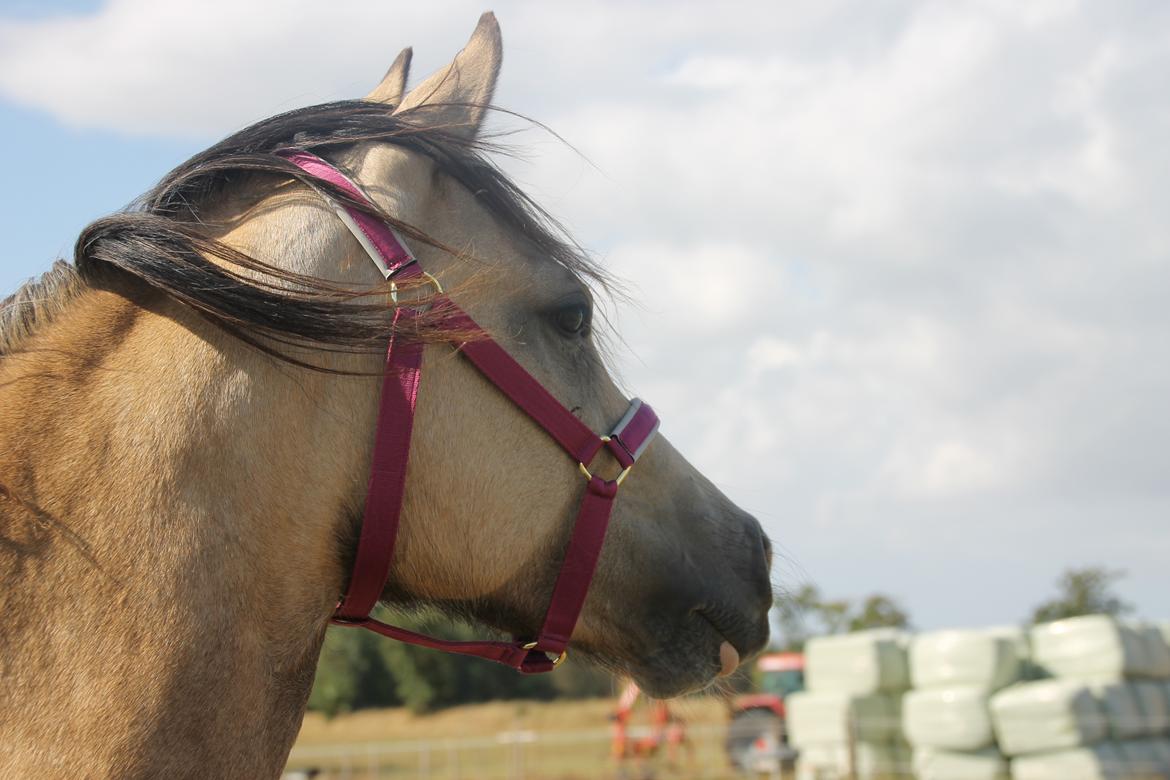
left=0, top=13, right=773, bottom=778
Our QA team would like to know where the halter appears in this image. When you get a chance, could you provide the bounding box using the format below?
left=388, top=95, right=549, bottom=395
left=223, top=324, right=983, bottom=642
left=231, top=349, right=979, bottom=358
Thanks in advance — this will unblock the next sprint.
left=280, top=150, right=660, bottom=674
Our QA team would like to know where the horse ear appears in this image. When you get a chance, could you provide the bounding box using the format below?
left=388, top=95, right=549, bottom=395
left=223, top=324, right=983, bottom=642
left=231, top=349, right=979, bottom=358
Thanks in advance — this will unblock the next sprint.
left=366, top=47, right=413, bottom=106
left=394, top=12, right=502, bottom=140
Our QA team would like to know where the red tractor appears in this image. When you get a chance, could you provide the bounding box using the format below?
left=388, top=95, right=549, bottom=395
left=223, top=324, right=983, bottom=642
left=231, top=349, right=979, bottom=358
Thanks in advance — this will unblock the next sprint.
left=725, top=652, right=805, bottom=774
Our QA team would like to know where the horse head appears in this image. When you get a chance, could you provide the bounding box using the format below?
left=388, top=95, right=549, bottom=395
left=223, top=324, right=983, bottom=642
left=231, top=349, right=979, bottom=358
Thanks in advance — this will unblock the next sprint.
left=262, top=14, right=774, bottom=696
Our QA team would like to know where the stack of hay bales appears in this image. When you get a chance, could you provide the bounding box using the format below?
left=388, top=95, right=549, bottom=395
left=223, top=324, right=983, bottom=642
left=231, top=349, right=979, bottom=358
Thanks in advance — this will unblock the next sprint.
left=1160, top=623, right=1170, bottom=738
left=904, top=628, right=1024, bottom=779
left=788, top=629, right=910, bottom=779
left=988, top=615, right=1170, bottom=779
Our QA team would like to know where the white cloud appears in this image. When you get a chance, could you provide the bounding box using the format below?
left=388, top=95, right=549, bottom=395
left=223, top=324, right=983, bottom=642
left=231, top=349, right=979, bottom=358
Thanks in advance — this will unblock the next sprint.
left=3, top=0, right=1169, bottom=627
left=0, top=0, right=484, bottom=136
left=748, top=337, right=801, bottom=373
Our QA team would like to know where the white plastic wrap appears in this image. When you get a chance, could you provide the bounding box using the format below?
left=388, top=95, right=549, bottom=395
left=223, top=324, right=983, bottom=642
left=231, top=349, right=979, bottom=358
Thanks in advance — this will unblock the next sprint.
left=804, top=629, right=910, bottom=695
left=990, top=679, right=1107, bottom=756
left=786, top=690, right=902, bottom=746
left=1116, top=739, right=1170, bottom=777
left=1085, top=679, right=1145, bottom=741
left=1132, top=738, right=1170, bottom=771
left=1153, top=737, right=1170, bottom=763
left=912, top=747, right=1010, bottom=780
left=1136, top=624, right=1170, bottom=679
left=1159, top=623, right=1170, bottom=658
left=1165, top=680, right=1170, bottom=727
left=1131, top=680, right=1170, bottom=736
left=903, top=686, right=996, bottom=751
left=1010, top=743, right=1126, bottom=780
left=988, top=624, right=1037, bottom=681
left=911, top=629, right=1023, bottom=691
left=986, top=625, right=1031, bottom=657
left=794, top=741, right=908, bottom=780
left=1030, top=615, right=1150, bottom=679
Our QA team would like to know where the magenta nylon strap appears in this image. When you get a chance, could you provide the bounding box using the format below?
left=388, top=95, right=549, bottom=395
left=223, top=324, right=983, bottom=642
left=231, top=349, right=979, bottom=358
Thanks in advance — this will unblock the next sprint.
left=281, top=150, right=660, bottom=673
left=279, top=150, right=416, bottom=278
left=337, top=306, right=422, bottom=620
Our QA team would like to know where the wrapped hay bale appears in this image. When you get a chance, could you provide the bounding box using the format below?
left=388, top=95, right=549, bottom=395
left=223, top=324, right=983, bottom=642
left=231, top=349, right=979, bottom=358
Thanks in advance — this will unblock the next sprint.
left=1010, top=743, right=1126, bottom=780
left=793, top=744, right=836, bottom=780
left=1030, top=616, right=1150, bottom=679
left=787, top=690, right=902, bottom=745
left=904, top=686, right=996, bottom=751
left=1159, top=623, right=1170, bottom=658
left=1116, top=739, right=1170, bottom=778
left=1135, top=625, right=1170, bottom=679
left=987, top=625, right=1038, bottom=681
left=990, top=679, right=1107, bottom=756
left=1085, top=679, right=1146, bottom=741
left=986, top=625, right=1030, bottom=654
left=910, top=629, right=1022, bottom=691
left=794, top=740, right=907, bottom=780
left=1135, top=738, right=1170, bottom=771
left=804, top=629, right=909, bottom=695
left=912, top=747, right=1010, bottom=780
left=1131, top=680, right=1170, bottom=735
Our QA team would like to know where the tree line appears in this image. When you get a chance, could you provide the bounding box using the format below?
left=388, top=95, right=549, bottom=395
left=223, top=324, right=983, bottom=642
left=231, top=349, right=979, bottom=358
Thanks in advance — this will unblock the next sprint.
left=771, top=565, right=1133, bottom=652
left=310, top=566, right=1133, bottom=715
left=308, top=609, right=613, bottom=717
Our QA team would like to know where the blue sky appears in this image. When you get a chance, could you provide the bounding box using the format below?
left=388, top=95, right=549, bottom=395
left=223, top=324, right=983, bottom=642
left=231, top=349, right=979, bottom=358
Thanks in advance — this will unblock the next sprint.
left=1, top=101, right=199, bottom=289
left=0, top=0, right=101, bottom=16
left=2, top=0, right=1168, bottom=633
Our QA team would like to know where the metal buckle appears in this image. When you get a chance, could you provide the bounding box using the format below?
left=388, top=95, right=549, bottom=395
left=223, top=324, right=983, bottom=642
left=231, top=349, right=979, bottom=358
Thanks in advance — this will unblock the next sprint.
left=523, top=641, right=568, bottom=667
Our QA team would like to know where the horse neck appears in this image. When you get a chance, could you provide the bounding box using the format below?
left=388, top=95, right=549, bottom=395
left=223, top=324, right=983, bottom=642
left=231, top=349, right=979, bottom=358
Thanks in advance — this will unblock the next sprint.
left=0, top=277, right=354, bottom=777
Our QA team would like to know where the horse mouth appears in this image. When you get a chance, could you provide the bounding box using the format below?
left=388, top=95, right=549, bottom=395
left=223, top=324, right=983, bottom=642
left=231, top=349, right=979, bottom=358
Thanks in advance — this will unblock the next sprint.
left=614, top=604, right=768, bottom=699
left=696, top=610, right=744, bottom=676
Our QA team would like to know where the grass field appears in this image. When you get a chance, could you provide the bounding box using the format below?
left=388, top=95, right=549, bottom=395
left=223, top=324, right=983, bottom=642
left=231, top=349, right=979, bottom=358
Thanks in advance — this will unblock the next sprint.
left=286, top=696, right=749, bottom=780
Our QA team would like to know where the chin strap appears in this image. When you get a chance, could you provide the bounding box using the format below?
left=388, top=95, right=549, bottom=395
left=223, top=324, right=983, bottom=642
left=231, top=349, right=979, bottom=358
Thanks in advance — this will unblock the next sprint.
left=279, top=149, right=660, bottom=673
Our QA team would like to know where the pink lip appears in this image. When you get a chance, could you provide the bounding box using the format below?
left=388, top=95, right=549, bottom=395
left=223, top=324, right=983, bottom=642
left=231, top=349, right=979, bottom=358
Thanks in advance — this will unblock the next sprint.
left=718, top=641, right=740, bottom=677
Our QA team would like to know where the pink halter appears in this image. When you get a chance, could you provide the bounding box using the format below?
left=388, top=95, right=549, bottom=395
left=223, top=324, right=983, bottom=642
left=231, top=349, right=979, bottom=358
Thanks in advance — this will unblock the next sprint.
left=280, top=150, right=659, bottom=673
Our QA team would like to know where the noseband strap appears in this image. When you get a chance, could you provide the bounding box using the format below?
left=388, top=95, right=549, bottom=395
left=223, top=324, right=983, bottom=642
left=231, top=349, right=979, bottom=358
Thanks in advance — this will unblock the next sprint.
left=280, top=150, right=659, bottom=673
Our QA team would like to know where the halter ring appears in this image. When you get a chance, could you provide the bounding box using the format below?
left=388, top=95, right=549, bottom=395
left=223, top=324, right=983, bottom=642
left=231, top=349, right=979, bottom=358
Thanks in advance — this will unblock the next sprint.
left=578, top=461, right=632, bottom=486
left=388, top=271, right=444, bottom=306
left=523, top=641, right=569, bottom=667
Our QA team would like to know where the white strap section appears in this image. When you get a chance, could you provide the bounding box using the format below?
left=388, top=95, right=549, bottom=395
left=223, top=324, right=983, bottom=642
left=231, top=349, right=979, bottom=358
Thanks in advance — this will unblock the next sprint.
left=610, top=398, right=660, bottom=461
left=328, top=202, right=415, bottom=280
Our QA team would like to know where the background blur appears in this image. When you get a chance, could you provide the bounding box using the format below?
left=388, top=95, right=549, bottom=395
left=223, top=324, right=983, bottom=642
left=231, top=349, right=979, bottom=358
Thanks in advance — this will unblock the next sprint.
left=1, top=0, right=1167, bottom=638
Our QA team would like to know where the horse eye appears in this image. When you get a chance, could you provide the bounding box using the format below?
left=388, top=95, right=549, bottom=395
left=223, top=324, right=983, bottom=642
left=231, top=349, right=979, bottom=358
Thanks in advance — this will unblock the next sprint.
left=554, top=303, right=590, bottom=336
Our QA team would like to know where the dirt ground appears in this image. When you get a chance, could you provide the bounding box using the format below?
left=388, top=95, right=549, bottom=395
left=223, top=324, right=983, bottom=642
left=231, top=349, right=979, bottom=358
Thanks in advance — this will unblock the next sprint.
left=287, top=695, right=746, bottom=779
left=296, top=696, right=730, bottom=743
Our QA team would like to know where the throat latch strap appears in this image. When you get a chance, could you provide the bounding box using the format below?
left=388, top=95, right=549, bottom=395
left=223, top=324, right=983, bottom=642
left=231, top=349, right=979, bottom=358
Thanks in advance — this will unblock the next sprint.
left=281, top=149, right=661, bottom=673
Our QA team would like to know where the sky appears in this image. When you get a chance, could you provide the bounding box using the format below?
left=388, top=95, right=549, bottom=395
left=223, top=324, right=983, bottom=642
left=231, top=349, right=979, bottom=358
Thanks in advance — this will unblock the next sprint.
left=1, top=0, right=1167, bottom=633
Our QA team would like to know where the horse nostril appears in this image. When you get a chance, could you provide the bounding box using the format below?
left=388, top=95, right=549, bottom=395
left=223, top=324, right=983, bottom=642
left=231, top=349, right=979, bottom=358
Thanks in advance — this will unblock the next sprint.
left=761, top=531, right=773, bottom=570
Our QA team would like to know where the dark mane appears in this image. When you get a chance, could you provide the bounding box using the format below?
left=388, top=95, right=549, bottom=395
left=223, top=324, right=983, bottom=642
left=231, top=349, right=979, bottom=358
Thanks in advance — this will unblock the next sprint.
left=2, top=100, right=604, bottom=367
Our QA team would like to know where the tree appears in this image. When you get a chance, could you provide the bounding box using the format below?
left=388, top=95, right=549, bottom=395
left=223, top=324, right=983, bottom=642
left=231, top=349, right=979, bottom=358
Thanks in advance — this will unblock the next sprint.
left=773, top=586, right=911, bottom=650
left=377, top=610, right=556, bottom=713
left=849, top=594, right=911, bottom=632
left=306, top=606, right=614, bottom=716
left=308, top=626, right=401, bottom=717
left=1031, top=566, right=1133, bottom=625
left=773, top=584, right=822, bottom=650
left=819, top=599, right=855, bottom=634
